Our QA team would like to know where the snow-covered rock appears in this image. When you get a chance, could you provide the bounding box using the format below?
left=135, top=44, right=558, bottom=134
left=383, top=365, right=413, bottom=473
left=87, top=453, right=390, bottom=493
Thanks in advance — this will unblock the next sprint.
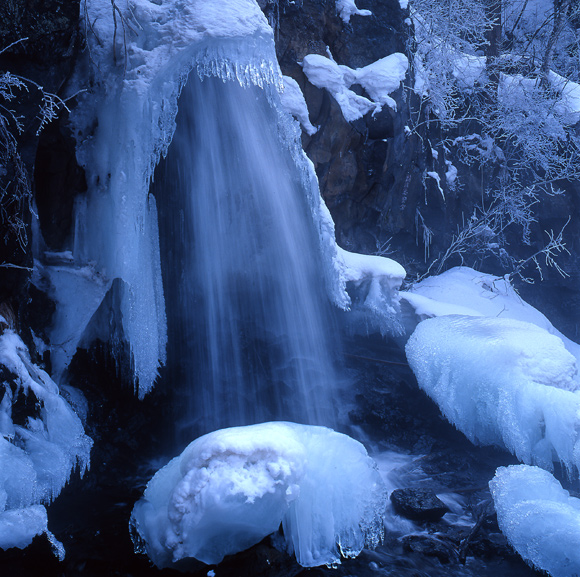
left=336, top=0, right=372, bottom=23
left=301, top=51, right=408, bottom=122
left=0, top=330, right=91, bottom=555
left=130, top=422, right=386, bottom=568
left=406, top=315, right=580, bottom=472
left=490, top=465, right=580, bottom=577
left=401, top=266, right=580, bottom=367
left=337, top=247, right=406, bottom=336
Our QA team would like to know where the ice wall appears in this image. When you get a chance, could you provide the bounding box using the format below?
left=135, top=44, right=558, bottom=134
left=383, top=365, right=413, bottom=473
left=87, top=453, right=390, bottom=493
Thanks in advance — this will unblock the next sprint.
left=130, top=422, right=386, bottom=569
left=62, top=0, right=362, bottom=396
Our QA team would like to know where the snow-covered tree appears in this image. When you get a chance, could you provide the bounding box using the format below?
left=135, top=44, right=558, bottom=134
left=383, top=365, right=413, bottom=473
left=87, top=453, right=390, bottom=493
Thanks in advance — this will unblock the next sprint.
left=409, top=0, right=580, bottom=278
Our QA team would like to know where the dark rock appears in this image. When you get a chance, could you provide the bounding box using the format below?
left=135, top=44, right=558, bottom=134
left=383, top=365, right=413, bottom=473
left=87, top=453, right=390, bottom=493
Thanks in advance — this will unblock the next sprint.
left=401, top=534, right=455, bottom=563
left=391, top=488, right=450, bottom=522
left=34, top=113, right=87, bottom=251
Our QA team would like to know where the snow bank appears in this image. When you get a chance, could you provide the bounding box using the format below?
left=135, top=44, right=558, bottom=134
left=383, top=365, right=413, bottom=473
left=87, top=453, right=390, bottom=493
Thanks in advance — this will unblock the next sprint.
left=0, top=330, right=91, bottom=554
left=406, top=315, right=580, bottom=472
left=490, top=465, right=580, bottom=577
left=301, top=52, right=408, bottom=122
left=548, top=71, right=580, bottom=125
left=336, top=0, right=372, bottom=23
left=130, top=422, right=386, bottom=568
left=401, top=266, right=580, bottom=367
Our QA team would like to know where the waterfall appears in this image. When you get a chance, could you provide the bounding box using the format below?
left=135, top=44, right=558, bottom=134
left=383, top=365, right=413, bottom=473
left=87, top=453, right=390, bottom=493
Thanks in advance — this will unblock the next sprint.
left=155, top=75, right=342, bottom=437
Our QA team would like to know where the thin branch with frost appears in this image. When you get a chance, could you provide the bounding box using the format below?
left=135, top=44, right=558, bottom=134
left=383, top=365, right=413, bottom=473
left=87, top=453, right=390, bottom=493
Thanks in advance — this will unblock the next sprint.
left=507, top=216, right=571, bottom=283
left=0, top=262, right=33, bottom=271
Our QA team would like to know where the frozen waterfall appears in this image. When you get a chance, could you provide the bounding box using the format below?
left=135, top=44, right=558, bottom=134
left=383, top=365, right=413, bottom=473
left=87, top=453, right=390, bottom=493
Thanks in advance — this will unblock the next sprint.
left=155, top=75, right=342, bottom=435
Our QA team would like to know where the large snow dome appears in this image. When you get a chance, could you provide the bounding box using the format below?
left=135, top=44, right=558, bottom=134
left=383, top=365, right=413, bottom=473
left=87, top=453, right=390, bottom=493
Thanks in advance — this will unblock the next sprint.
left=130, top=422, right=387, bottom=568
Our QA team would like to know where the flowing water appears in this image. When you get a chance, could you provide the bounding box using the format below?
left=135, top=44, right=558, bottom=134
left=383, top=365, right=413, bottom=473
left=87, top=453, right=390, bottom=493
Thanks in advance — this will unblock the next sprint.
left=155, top=75, right=341, bottom=438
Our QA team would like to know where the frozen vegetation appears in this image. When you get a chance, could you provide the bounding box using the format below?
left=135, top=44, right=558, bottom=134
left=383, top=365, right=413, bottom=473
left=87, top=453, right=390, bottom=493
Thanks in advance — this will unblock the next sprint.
left=490, top=465, right=580, bottom=577
left=0, top=329, right=91, bottom=555
left=130, top=422, right=386, bottom=569
left=406, top=315, right=580, bottom=472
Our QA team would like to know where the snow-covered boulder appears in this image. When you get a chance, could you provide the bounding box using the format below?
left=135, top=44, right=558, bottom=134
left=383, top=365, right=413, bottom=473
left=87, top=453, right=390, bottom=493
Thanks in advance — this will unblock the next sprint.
left=401, top=266, right=580, bottom=368
left=130, top=422, right=386, bottom=568
left=406, top=315, right=580, bottom=472
left=0, top=329, right=92, bottom=555
left=490, top=465, right=580, bottom=577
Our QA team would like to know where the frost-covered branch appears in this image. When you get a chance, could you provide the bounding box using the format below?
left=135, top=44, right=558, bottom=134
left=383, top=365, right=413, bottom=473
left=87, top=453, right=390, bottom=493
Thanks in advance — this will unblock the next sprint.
left=406, top=0, right=579, bottom=280
left=507, top=216, right=571, bottom=282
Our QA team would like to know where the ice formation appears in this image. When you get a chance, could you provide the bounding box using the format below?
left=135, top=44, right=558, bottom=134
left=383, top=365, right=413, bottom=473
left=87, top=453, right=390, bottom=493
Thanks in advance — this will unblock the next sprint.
left=301, top=52, right=408, bottom=122
left=490, top=465, right=580, bottom=577
left=406, top=315, right=580, bottom=472
left=337, top=247, right=406, bottom=336
left=130, top=422, right=386, bottom=568
left=401, top=266, right=580, bottom=368
left=280, top=75, right=317, bottom=135
left=64, top=0, right=279, bottom=396
left=60, top=0, right=384, bottom=395
left=0, top=330, right=91, bottom=554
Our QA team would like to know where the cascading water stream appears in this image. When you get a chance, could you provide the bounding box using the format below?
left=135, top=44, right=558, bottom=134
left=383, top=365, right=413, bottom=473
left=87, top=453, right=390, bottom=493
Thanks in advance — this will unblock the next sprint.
left=156, top=75, right=341, bottom=437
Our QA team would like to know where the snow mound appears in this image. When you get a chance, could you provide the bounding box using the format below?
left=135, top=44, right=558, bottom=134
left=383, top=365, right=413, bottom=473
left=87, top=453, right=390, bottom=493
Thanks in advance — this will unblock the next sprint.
left=401, top=266, right=580, bottom=368
left=301, top=52, right=408, bottom=121
left=0, top=330, right=91, bottom=554
left=490, top=465, right=580, bottom=577
left=406, top=315, right=580, bottom=472
left=130, top=422, right=386, bottom=568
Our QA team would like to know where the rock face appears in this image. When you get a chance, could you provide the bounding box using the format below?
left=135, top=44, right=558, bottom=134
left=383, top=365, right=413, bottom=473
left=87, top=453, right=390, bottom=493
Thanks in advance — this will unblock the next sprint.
left=0, top=0, right=81, bottom=308
left=271, top=0, right=580, bottom=340
left=271, top=0, right=428, bottom=257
